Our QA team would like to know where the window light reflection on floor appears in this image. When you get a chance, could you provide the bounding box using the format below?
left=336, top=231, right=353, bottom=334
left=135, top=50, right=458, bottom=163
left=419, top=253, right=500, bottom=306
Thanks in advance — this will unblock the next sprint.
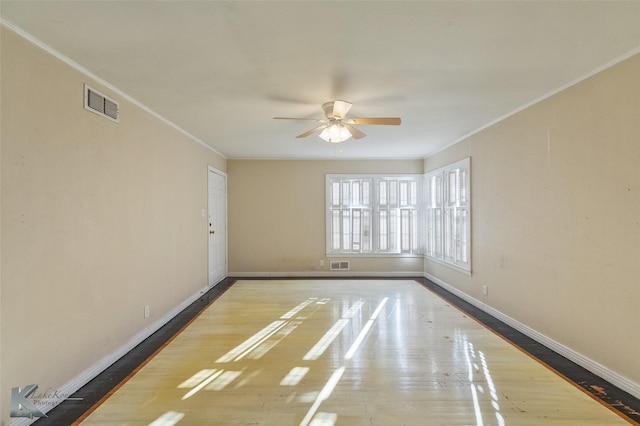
left=181, top=369, right=224, bottom=400
left=148, top=411, right=185, bottom=426
left=177, top=369, right=216, bottom=388
left=309, top=411, right=338, bottom=426
left=304, top=300, right=364, bottom=361
left=215, top=298, right=322, bottom=364
left=344, top=297, right=388, bottom=360
left=304, top=319, right=350, bottom=361
left=249, top=320, right=303, bottom=360
left=175, top=297, right=324, bottom=404
left=180, top=369, right=243, bottom=399
left=281, top=298, right=318, bottom=319
left=300, top=366, right=346, bottom=426
left=206, top=370, right=242, bottom=391
left=170, top=295, right=390, bottom=426
left=301, top=297, right=390, bottom=426
left=281, top=367, right=310, bottom=386
left=465, top=340, right=505, bottom=426
left=215, top=320, right=288, bottom=363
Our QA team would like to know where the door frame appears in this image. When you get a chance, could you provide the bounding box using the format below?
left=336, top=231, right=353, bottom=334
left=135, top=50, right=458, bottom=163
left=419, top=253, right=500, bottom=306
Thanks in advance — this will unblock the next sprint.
left=208, top=165, right=228, bottom=286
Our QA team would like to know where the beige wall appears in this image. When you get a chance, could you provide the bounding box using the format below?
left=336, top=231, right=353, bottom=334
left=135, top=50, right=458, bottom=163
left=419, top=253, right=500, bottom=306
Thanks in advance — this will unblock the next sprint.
left=0, top=26, right=226, bottom=421
left=227, top=160, right=424, bottom=275
left=2, top=18, right=638, bottom=422
left=425, top=54, right=640, bottom=392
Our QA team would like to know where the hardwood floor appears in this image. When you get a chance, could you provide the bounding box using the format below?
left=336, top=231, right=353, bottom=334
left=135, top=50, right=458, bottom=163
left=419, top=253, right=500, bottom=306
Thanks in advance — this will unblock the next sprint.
left=73, top=279, right=632, bottom=425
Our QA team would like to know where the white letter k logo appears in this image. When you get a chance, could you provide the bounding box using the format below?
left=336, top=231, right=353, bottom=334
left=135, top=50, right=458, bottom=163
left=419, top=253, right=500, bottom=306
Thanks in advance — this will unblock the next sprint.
left=10, top=384, right=47, bottom=418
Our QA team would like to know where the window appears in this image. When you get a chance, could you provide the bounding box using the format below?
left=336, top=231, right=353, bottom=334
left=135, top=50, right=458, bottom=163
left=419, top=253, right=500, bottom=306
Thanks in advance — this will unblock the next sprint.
left=326, top=161, right=470, bottom=271
left=424, top=158, right=471, bottom=273
left=326, top=175, right=422, bottom=255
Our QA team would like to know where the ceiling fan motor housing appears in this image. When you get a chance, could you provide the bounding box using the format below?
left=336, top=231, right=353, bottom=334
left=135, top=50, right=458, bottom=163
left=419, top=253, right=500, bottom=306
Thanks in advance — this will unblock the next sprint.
left=323, top=100, right=352, bottom=119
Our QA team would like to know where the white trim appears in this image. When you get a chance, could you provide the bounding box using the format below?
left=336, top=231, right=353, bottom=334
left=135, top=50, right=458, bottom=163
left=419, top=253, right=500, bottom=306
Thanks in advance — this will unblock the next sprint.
left=424, top=272, right=640, bottom=400
left=6, top=283, right=214, bottom=426
left=326, top=173, right=424, bottom=179
left=229, top=156, right=423, bottom=161
left=424, top=157, right=472, bottom=273
left=229, top=271, right=423, bottom=278
left=0, top=19, right=226, bottom=160
left=326, top=174, right=424, bottom=256
left=208, top=166, right=228, bottom=287
left=326, top=253, right=423, bottom=259
left=424, top=256, right=472, bottom=276
left=207, top=166, right=228, bottom=178
left=425, top=46, right=640, bottom=159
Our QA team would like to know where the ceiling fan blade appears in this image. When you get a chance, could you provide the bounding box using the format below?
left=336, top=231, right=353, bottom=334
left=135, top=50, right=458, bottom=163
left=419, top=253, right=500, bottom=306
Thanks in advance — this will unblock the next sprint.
left=296, top=124, right=328, bottom=138
left=344, top=123, right=366, bottom=139
left=348, top=117, right=401, bottom=125
left=274, top=117, right=326, bottom=122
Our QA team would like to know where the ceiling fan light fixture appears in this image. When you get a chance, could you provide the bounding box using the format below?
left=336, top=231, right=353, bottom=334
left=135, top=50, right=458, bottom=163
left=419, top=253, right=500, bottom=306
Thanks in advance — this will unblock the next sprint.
left=276, top=99, right=400, bottom=142
left=319, top=123, right=352, bottom=143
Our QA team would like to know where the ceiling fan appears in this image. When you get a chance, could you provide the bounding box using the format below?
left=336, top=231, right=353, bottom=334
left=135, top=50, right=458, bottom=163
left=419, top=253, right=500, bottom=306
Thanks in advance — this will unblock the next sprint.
left=274, top=100, right=401, bottom=143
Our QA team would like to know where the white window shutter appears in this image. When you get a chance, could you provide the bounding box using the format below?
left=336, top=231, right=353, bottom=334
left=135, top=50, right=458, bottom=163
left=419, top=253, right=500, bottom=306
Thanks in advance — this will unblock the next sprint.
left=423, top=158, right=471, bottom=273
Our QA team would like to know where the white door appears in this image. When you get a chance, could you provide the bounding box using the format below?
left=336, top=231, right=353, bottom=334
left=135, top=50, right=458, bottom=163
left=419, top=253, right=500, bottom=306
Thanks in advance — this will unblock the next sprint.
left=208, top=167, right=227, bottom=286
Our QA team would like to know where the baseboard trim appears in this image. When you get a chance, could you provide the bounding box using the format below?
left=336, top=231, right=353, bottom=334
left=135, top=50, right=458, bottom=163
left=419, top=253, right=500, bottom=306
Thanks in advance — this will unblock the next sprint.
left=8, top=283, right=213, bottom=426
left=424, top=272, right=640, bottom=400
left=229, top=271, right=422, bottom=278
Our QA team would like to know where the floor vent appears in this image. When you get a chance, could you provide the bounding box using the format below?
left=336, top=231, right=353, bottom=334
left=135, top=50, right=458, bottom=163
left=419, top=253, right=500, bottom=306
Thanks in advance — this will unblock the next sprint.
left=330, top=261, right=350, bottom=271
left=84, top=84, right=119, bottom=122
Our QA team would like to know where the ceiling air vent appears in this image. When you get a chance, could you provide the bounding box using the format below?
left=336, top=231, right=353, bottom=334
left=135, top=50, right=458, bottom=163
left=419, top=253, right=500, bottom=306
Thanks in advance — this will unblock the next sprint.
left=84, top=84, right=119, bottom=122
left=330, top=261, right=350, bottom=271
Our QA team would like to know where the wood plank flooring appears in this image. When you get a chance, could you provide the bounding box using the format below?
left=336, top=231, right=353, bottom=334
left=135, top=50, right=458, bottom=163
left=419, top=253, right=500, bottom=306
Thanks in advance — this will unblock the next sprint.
left=74, top=280, right=632, bottom=425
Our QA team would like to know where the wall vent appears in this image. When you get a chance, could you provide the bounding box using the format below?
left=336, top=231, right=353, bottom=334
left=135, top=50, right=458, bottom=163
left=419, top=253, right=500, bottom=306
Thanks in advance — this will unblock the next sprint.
left=84, top=84, right=119, bottom=122
left=330, top=261, right=350, bottom=271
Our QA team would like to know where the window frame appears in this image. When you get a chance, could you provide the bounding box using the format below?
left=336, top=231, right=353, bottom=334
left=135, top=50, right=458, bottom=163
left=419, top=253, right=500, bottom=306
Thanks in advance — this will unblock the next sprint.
left=424, top=157, right=471, bottom=274
left=326, top=174, right=423, bottom=257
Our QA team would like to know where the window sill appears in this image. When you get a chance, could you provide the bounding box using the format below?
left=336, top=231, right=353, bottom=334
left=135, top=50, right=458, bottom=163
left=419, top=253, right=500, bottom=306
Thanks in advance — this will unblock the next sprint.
left=424, top=255, right=472, bottom=276
left=326, top=253, right=425, bottom=258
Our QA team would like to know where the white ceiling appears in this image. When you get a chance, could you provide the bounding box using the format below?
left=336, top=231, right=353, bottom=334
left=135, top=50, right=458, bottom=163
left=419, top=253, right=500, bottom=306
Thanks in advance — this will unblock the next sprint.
left=1, top=1, right=639, bottom=160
